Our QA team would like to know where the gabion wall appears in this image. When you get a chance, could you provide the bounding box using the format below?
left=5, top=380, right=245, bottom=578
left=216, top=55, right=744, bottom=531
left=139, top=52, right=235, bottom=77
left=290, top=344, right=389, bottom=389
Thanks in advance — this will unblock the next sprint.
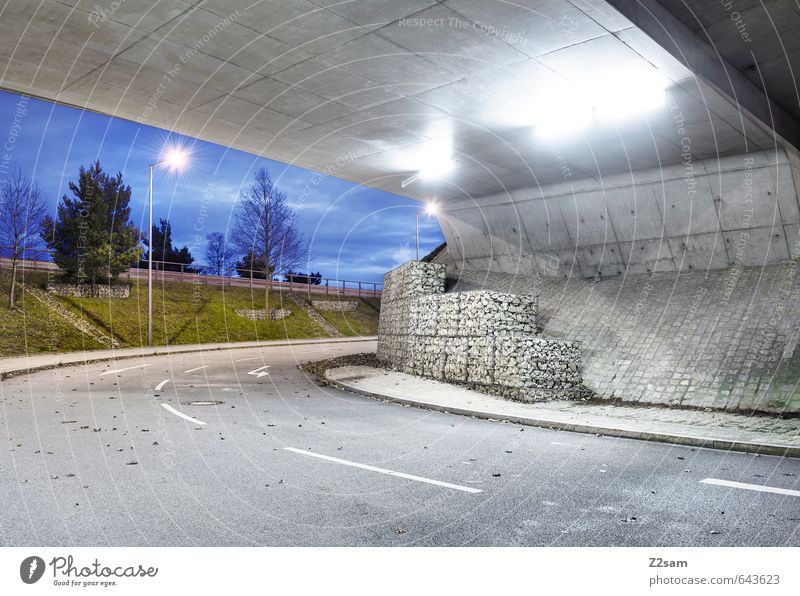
left=311, top=300, right=359, bottom=312
left=234, top=308, right=290, bottom=321
left=377, top=261, right=585, bottom=402
left=46, top=283, right=131, bottom=298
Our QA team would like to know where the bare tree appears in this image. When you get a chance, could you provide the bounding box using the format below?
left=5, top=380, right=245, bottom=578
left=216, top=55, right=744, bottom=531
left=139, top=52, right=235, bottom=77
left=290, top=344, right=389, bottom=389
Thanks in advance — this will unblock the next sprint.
left=205, top=232, right=236, bottom=276
left=0, top=170, right=47, bottom=308
left=232, top=167, right=307, bottom=318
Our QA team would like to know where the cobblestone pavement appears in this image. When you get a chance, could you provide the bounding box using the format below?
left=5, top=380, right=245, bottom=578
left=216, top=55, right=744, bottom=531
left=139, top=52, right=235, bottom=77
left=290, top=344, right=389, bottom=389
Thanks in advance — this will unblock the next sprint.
left=327, top=366, right=800, bottom=456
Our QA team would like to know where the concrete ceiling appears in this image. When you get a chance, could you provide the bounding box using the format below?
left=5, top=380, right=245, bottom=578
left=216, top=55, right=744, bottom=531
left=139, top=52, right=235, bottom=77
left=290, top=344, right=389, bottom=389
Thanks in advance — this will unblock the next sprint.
left=659, top=0, right=800, bottom=122
left=0, top=0, right=793, bottom=201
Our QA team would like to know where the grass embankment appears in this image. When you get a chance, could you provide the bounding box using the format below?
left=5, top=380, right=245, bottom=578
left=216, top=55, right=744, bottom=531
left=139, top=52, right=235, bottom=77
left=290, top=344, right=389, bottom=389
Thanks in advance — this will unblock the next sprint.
left=0, top=270, right=380, bottom=356
left=314, top=297, right=381, bottom=337
left=0, top=270, right=105, bottom=356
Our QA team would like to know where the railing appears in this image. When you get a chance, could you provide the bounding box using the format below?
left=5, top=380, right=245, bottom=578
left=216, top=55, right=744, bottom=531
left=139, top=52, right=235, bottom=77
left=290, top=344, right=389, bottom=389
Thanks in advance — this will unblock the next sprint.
left=129, top=260, right=382, bottom=297
left=0, top=250, right=382, bottom=298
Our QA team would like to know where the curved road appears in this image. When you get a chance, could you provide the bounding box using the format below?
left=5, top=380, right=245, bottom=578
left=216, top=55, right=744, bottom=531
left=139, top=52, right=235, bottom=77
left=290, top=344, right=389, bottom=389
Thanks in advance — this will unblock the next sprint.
left=1, top=339, right=798, bottom=546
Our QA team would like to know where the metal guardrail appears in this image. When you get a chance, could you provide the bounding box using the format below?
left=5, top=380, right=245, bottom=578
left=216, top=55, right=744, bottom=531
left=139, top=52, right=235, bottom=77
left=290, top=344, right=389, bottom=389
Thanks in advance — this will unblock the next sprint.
left=126, top=265, right=382, bottom=298
left=0, top=251, right=382, bottom=298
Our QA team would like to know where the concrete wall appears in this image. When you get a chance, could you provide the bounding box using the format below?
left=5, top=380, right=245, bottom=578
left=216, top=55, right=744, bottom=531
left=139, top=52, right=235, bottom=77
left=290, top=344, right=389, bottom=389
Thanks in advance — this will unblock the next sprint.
left=377, top=261, right=585, bottom=402
left=439, top=250, right=800, bottom=414
left=439, top=149, right=800, bottom=278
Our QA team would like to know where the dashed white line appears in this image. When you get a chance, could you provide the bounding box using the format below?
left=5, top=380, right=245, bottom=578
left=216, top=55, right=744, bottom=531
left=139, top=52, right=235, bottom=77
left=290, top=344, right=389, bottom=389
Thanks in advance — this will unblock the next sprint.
left=154, top=379, right=170, bottom=391
left=283, top=447, right=482, bottom=494
left=184, top=365, right=208, bottom=373
left=161, top=404, right=206, bottom=426
left=700, top=478, right=800, bottom=497
left=100, top=364, right=150, bottom=376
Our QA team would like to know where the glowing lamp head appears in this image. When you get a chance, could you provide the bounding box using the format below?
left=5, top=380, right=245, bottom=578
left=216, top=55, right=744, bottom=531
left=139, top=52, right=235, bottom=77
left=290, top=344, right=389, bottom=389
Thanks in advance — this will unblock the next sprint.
left=162, top=147, right=188, bottom=171
left=424, top=202, right=439, bottom=216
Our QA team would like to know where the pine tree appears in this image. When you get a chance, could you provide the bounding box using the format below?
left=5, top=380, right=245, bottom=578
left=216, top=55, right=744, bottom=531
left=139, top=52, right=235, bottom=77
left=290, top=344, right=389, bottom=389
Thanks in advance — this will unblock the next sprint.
left=41, top=161, right=142, bottom=291
left=235, top=251, right=267, bottom=279
left=145, top=218, right=194, bottom=272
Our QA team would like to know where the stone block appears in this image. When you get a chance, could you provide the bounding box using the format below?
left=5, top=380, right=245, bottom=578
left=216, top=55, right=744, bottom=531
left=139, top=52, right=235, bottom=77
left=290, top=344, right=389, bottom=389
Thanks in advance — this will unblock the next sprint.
left=311, top=300, right=358, bottom=312
left=467, top=336, right=495, bottom=385
left=47, top=283, right=131, bottom=298
left=443, top=337, right=469, bottom=381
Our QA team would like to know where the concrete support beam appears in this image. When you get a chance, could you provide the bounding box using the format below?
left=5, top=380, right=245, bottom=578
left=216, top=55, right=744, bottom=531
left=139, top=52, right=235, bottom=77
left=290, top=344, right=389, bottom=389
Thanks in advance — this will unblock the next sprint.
left=605, top=0, right=800, bottom=150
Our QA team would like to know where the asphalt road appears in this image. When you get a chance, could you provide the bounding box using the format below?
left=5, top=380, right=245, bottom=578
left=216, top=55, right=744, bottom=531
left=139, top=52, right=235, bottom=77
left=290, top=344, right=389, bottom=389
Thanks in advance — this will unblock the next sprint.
left=1, top=339, right=798, bottom=546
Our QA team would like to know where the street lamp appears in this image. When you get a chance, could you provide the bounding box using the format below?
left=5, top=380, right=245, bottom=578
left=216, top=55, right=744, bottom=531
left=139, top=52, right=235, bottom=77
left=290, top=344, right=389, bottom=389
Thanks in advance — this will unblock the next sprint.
left=147, top=146, right=188, bottom=347
left=416, top=201, right=439, bottom=261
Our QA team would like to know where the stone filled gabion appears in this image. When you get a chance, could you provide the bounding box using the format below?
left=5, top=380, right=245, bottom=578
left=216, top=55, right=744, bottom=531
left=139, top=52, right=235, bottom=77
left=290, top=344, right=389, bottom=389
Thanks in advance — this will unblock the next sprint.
left=377, top=260, right=586, bottom=402
left=381, top=260, right=446, bottom=304
left=234, top=308, right=290, bottom=320
left=311, top=300, right=358, bottom=312
left=47, top=283, right=131, bottom=298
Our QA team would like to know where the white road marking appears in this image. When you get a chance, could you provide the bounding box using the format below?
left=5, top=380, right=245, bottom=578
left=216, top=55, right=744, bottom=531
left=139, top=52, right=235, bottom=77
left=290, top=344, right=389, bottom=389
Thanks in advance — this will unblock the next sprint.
left=236, top=356, right=264, bottom=362
left=700, top=478, right=800, bottom=497
left=154, top=379, right=170, bottom=391
left=100, top=364, right=150, bottom=376
left=184, top=365, right=208, bottom=373
left=161, top=404, right=206, bottom=426
left=283, top=447, right=482, bottom=494
left=551, top=441, right=580, bottom=447
left=247, top=365, right=271, bottom=378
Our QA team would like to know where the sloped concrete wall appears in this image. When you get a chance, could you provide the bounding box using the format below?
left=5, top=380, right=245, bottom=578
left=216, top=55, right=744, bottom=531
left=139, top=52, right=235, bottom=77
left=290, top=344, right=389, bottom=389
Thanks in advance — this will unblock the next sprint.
left=377, top=261, right=585, bottom=402
left=438, top=250, right=800, bottom=414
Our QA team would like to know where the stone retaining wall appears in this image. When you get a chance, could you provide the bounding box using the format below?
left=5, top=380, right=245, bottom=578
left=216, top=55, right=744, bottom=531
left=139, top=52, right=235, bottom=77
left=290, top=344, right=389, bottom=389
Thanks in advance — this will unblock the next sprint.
left=311, top=300, right=358, bottom=312
left=46, top=283, right=131, bottom=298
left=377, top=261, right=585, bottom=402
left=234, top=308, right=290, bottom=321
left=435, top=248, right=800, bottom=414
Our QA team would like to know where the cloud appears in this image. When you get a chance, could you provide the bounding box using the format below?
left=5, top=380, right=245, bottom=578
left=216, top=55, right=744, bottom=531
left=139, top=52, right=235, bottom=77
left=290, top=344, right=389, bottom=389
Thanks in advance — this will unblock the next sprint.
left=0, top=89, right=445, bottom=283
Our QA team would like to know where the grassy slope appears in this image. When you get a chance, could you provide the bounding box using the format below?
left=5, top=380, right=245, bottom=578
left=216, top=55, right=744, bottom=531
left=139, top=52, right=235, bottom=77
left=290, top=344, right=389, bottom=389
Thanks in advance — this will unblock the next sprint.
left=0, top=270, right=105, bottom=357
left=0, top=271, right=381, bottom=356
left=65, top=278, right=327, bottom=346
left=315, top=297, right=381, bottom=337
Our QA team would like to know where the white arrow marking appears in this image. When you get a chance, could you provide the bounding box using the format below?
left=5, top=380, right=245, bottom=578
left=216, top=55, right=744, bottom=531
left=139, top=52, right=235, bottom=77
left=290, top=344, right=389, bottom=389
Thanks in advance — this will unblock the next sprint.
left=154, top=379, right=170, bottom=391
left=100, top=363, right=150, bottom=376
left=247, top=365, right=271, bottom=378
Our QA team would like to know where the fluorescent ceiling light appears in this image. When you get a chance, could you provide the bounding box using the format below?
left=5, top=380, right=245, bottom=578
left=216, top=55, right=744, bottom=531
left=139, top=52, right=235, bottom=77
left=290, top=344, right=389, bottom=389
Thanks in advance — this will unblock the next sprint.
left=419, top=156, right=455, bottom=180
left=593, top=74, right=668, bottom=123
left=399, top=131, right=455, bottom=184
left=533, top=99, right=593, bottom=140
left=530, top=71, right=669, bottom=140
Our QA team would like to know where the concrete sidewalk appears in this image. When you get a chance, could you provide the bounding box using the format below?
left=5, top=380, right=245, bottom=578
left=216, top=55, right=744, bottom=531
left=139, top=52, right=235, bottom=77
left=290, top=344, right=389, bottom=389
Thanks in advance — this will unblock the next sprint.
left=0, top=336, right=377, bottom=379
left=326, top=366, right=800, bottom=458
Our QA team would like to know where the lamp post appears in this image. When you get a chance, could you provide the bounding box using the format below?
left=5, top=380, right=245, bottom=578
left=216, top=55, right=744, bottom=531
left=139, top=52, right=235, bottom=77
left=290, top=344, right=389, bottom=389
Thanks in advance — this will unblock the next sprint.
left=147, top=147, right=188, bottom=347
left=416, top=201, right=439, bottom=261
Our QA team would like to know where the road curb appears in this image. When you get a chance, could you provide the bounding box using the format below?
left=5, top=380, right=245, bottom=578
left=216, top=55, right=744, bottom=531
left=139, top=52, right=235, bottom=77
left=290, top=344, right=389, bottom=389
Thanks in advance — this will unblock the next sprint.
left=325, top=372, right=800, bottom=459
left=0, top=336, right=377, bottom=381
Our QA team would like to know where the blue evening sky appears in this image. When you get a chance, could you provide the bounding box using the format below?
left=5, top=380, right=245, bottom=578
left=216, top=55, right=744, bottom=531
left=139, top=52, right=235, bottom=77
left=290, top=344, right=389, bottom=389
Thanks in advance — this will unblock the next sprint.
left=0, top=90, right=443, bottom=283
